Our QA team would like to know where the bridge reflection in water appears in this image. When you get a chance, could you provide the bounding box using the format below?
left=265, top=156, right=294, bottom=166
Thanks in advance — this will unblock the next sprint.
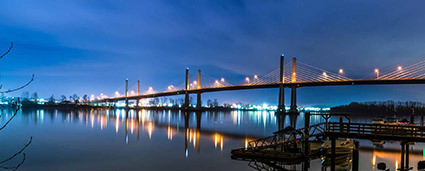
left=11, top=108, right=425, bottom=170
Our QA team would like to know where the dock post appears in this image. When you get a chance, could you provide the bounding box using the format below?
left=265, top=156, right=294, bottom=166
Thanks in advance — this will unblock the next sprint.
left=352, top=141, right=359, bottom=171
left=331, top=136, right=336, bottom=171
left=184, top=68, right=190, bottom=110
left=401, top=142, right=405, bottom=171
left=303, top=112, right=310, bottom=157
left=406, top=143, right=410, bottom=170
left=278, top=54, right=285, bottom=114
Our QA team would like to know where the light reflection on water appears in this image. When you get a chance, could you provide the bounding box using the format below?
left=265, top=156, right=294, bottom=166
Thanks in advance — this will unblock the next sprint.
left=0, top=108, right=424, bottom=170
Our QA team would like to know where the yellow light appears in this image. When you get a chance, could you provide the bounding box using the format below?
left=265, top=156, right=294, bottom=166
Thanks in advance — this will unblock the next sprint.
left=395, top=160, right=398, bottom=169
left=220, top=137, right=223, bottom=151
left=220, top=78, right=225, bottom=82
left=322, top=72, right=327, bottom=76
left=398, top=66, right=402, bottom=71
left=193, top=81, right=197, bottom=84
left=375, top=69, right=379, bottom=73
left=245, top=77, right=250, bottom=83
left=339, top=69, right=343, bottom=74
left=254, top=75, right=258, bottom=79
left=293, top=72, right=296, bottom=76
left=372, top=155, right=376, bottom=166
left=245, top=138, right=248, bottom=149
left=215, top=80, right=219, bottom=84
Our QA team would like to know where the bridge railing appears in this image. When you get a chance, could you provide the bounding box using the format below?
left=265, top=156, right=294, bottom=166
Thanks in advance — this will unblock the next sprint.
left=327, top=122, right=425, bottom=138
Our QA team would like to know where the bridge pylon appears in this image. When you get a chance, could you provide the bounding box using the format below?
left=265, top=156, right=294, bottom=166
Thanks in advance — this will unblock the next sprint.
left=184, top=68, right=190, bottom=110
left=196, top=70, right=202, bottom=110
left=277, top=54, right=285, bottom=114
left=136, top=80, right=140, bottom=108
left=290, top=57, right=298, bottom=113
left=125, top=79, right=129, bottom=108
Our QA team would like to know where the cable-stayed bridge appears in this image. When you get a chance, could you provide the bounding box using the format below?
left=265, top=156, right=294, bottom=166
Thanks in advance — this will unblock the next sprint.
left=91, top=54, right=425, bottom=112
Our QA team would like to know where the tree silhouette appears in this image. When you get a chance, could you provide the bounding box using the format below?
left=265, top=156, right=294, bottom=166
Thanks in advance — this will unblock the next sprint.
left=0, top=41, right=34, bottom=170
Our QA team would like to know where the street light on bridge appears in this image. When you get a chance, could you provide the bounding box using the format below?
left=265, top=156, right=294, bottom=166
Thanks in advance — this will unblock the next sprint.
left=339, top=69, right=343, bottom=74
left=398, top=66, right=402, bottom=71
left=220, top=78, right=225, bottom=82
left=115, top=91, right=120, bottom=97
left=254, top=75, right=258, bottom=80
left=375, top=68, right=379, bottom=78
left=245, top=77, right=250, bottom=84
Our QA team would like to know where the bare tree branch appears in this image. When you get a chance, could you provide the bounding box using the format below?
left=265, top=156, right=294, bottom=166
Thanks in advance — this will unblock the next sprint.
left=0, top=136, right=32, bottom=165
left=0, top=153, right=26, bottom=170
left=0, top=74, right=34, bottom=94
left=0, top=42, right=13, bottom=59
left=0, top=107, right=20, bottom=131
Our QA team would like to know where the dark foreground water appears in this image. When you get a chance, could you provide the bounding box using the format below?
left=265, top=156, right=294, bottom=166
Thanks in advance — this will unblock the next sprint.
left=0, top=108, right=424, bottom=170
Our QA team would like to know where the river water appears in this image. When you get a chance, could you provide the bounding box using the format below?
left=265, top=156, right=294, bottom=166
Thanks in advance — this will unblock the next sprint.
left=0, top=108, right=424, bottom=170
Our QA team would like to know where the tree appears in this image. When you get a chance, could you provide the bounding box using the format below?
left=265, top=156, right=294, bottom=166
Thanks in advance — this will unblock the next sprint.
left=207, top=99, right=212, bottom=107
left=82, top=95, right=89, bottom=102
left=213, top=99, right=219, bottom=107
left=31, top=92, right=38, bottom=101
left=48, top=95, right=55, bottom=103
left=0, top=41, right=33, bottom=169
left=61, top=95, right=67, bottom=101
left=21, top=91, right=29, bottom=100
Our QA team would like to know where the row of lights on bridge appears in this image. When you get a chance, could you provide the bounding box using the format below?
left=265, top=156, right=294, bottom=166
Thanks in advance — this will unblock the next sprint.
left=100, top=65, right=405, bottom=99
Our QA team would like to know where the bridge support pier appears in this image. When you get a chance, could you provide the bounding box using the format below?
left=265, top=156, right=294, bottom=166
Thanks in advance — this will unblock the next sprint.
left=196, top=93, right=202, bottom=110
left=290, top=87, right=297, bottom=113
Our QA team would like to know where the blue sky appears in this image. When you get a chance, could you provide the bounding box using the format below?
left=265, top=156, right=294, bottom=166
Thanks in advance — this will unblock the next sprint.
left=1, top=0, right=425, bottom=106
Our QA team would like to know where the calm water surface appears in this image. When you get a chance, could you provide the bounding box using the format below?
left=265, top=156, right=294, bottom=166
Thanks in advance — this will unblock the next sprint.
left=1, top=108, right=424, bottom=170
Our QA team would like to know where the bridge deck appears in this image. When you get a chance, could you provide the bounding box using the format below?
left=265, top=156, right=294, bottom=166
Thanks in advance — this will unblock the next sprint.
left=92, top=78, right=425, bottom=102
